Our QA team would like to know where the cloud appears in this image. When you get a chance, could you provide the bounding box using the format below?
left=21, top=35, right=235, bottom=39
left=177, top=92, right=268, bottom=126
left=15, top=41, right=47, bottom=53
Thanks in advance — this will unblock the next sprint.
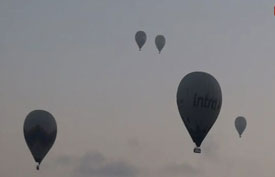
left=127, top=138, right=140, bottom=149
left=127, top=137, right=142, bottom=152
left=201, top=135, right=220, bottom=161
left=73, top=151, right=139, bottom=177
left=161, top=162, right=201, bottom=177
left=55, top=155, right=75, bottom=166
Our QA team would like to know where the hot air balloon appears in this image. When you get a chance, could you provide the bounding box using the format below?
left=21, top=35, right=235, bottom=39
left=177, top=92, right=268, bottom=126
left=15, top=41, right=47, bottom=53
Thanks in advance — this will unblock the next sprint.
left=24, top=110, right=57, bottom=170
left=135, top=31, right=146, bottom=51
left=235, top=116, right=246, bottom=138
left=177, top=72, right=222, bottom=153
left=155, top=35, right=165, bottom=53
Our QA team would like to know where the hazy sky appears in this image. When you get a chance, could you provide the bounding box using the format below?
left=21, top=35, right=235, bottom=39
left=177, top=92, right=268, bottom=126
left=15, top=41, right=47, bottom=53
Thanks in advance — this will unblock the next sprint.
left=1, top=0, right=275, bottom=177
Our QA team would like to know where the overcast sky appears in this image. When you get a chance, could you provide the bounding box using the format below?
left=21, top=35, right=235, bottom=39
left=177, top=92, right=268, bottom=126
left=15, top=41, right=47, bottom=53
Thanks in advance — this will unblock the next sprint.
left=1, top=0, right=275, bottom=177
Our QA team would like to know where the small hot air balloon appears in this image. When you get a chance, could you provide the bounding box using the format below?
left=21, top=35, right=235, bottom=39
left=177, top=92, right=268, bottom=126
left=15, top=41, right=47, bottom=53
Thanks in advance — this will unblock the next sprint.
left=24, top=110, right=57, bottom=170
left=177, top=72, right=222, bottom=153
left=135, top=31, right=147, bottom=51
left=235, top=116, right=246, bottom=138
left=155, top=35, right=165, bottom=53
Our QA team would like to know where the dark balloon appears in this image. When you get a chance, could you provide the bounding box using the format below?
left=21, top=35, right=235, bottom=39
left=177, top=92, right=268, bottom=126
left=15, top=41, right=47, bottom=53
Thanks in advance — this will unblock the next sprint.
left=135, top=31, right=146, bottom=51
left=235, top=116, right=246, bottom=138
left=155, top=35, right=165, bottom=53
left=177, top=72, right=222, bottom=153
left=24, top=110, right=57, bottom=170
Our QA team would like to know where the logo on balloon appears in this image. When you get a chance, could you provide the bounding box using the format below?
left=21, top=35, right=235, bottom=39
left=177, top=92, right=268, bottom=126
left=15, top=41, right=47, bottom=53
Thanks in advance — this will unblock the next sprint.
left=193, top=94, right=221, bottom=110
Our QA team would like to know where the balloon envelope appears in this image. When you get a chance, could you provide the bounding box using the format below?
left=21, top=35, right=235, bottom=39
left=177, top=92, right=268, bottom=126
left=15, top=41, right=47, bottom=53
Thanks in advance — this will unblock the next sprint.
left=235, top=116, right=246, bottom=137
left=155, top=35, right=165, bottom=53
left=177, top=72, right=222, bottom=152
left=135, top=31, right=146, bottom=51
left=24, top=110, right=57, bottom=168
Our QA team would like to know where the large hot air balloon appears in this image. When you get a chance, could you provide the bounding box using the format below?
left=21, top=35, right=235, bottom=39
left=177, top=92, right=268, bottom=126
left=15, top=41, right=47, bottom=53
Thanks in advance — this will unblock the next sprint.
left=24, top=110, right=57, bottom=170
left=177, top=72, right=222, bottom=153
left=235, top=116, right=246, bottom=138
left=135, top=31, right=146, bottom=51
left=155, top=35, right=165, bottom=53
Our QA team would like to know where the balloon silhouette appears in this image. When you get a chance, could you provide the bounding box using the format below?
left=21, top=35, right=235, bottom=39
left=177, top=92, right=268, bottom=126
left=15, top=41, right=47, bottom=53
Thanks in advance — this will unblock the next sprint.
left=24, top=110, right=57, bottom=170
left=177, top=72, right=222, bottom=153
left=235, top=116, right=246, bottom=138
left=135, top=31, right=147, bottom=51
left=155, top=35, right=165, bottom=53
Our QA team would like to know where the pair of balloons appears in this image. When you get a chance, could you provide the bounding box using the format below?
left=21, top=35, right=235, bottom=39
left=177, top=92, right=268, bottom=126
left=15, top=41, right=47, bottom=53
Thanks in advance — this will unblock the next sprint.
left=24, top=110, right=57, bottom=170
left=24, top=73, right=221, bottom=168
left=135, top=31, right=166, bottom=53
left=176, top=72, right=247, bottom=153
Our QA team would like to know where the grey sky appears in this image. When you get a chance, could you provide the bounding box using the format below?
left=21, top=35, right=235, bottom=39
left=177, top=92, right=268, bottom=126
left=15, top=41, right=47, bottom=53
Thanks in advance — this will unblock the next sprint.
left=1, top=0, right=275, bottom=176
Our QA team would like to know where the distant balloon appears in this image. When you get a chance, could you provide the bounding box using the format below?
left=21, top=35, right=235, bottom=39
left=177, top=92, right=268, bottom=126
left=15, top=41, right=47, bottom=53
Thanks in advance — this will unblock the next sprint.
left=135, top=31, right=147, bottom=51
left=177, top=72, right=222, bottom=153
left=24, top=110, right=57, bottom=170
left=235, top=116, right=246, bottom=138
left=155, top=35, right=165, bottom=53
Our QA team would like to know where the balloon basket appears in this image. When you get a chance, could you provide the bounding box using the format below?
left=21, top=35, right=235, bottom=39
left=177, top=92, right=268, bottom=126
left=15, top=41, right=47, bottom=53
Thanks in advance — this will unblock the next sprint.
left=194, top=147, right=201, bottom=153
left=36, top=162, right=40, bottom=170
